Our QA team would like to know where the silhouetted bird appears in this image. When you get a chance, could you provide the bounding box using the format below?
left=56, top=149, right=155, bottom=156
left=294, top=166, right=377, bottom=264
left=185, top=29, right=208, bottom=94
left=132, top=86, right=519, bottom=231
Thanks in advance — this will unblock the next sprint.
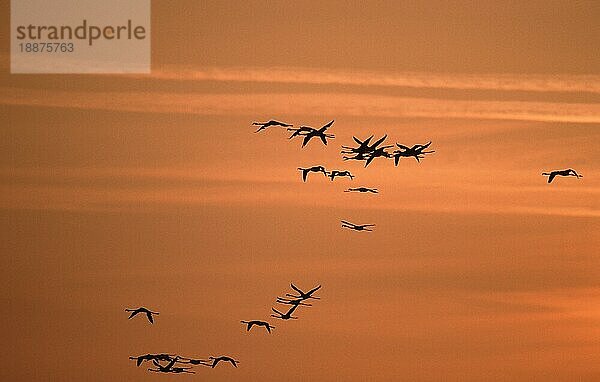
left=271, top=304, right=299, bottom=320
left=276, top=296, right=313, bottom=307
left=364, top=146, right=393, bottom=167
left=392, top=141, right=435, bottom=165
left=148, top=357, right=178, bottom=373
left=125, top=307, right=159, bottom=324
left=240, top=320, right=275, bottom=333
left=341, top=134, right=387, bottom=156
left=298, top=165, right=328, bottom=182
left=341, top=220, right=375, bottom=231
left=344, top=187, right=378, bottom=193
left=295, top=120, right=335, bottom=147
left=130, top=353, right=175, bottom=367
left=286, top=283, right=321, bottom=301
left=287, top=126, right=316, bottom=139
left=542, top=168, right=583, bottom=183
left=176, top=357, right=210, bottom=366
left=328, top=170, right=355, bottom=181
left=208, top=356, right=239, bottom=368
left=252, top=120, right=293, bottom=133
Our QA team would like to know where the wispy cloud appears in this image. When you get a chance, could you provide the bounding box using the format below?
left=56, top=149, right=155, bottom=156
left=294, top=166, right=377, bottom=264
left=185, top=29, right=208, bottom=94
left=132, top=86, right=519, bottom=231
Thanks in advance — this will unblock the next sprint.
left=142, top=66, right=600, bottom=94
left=2, top=87, right=600, bottom=123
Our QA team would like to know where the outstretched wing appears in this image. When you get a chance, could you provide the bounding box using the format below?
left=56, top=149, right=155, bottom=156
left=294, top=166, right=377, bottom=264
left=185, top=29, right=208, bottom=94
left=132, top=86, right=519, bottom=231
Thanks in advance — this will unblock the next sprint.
left=302, top=135, right=312, bottom=147
left=290, top=283, right=303, bottom=294
left=146, top=312, right=154, bottom=324
left=371, top=134, right=388, bottom=149
left=128, top=311, right=139, bottom=319
left=548, top=173, right=557, bottom=183
left=307, top=285, right=322, bottom=295
left=319, top=120, right=335, bottom=131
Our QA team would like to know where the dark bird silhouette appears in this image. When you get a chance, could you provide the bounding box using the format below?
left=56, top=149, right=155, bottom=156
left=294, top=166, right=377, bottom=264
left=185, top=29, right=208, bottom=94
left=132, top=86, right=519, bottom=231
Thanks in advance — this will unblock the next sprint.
left=297, top=120, right=335, bottom=147
left=276, top=296, right=313, bottom=307
left=392, top=141, right=435, bottom=165
left=542, top=169, right=583, bottom=183
left=271, top=304, right=300, bottom=320
left=130, top=353, right=176, bottom=367
left=240, top=320, right=275, bottom=333
left=364, top=145, right=393, bottom=167
left=328, top=170, right=355, bottom=181
left=148, top=357, right=178, bottom=373
left=287, top=126, right=316, bottom=139
left=252, top=120, right=293, bottom=133
left=286, top=283, right=322, bottom=301
left=344, top=187, right=378, bottom=193
left=176, top=357, right=210, bottom=366
left=341, top=220, right=375, bottom=231
left=298, top=165, right=328, bottom=182
left=148, top=358, right=195, bottom=374
left=208, top=356, right=239, bottom=368
left=341, top=134, right=387, bottom=156
left=125, top=307, right=159, bottom=324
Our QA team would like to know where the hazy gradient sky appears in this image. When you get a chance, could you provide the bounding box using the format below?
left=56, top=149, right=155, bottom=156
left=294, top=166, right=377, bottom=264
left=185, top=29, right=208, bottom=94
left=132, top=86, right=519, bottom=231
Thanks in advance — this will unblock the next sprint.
left=2, top=1, right=600, bottom=381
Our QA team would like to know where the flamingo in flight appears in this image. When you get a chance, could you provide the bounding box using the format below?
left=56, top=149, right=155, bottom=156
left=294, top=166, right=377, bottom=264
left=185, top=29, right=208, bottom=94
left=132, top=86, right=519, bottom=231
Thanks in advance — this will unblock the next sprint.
left=252, top=120, right=293, bottom=133
left=344, top=187, right=378, bottom=193
left=240, top=320, right=275, bottom=333
left=297, top=165, right=328, bottom=182
left=125, top=307, right=159, bottom=324
left=286, top=283, right=322, bottom=301
left=341, top=220, right=375, bottom=232
left=297, top=120, right=335, bottom=147
left=271, top=304, right=300, bottom=320
left=542, top=168, right=583, bottom=183
left=208, top=356, right=240, bottom=368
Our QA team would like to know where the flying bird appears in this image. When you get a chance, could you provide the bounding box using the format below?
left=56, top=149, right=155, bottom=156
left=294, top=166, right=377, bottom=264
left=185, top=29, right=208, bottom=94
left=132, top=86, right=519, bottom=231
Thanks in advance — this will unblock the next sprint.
left=271, top=304, right=300, bottom=320
left=208, top=356, right=239, bottom=368
left=129, top=354, right=175, bottom=367
left=240, top=320, right=275, bottom=333
left=364, top=145, right=393, bottom=167
left=297, top=165, right=328, bottom=182
left=341, top=220, right=375, bottom=232
left=392, top=141, right=435, bottom=165
left=176, top=357, right=210, bottom=366
left=286, top=283, right=322, bottom=301
left=252, top=120, right=293, bottom=133
left=287, top=126, right=316, bottom=139
left=341, top=134, right=386, bottom=156
left=344, top=187, right=378, bottom=193
left=147, top=357, right=178, bottom=373
left=295, top=120, right=335, bottom=147
left=276, top=297, right=313, bottom=307
left=328, top=170, right=355, bottom=181
left=542, top=168, right=583, bottom=183
left=125, top=307, right=159, bottom=324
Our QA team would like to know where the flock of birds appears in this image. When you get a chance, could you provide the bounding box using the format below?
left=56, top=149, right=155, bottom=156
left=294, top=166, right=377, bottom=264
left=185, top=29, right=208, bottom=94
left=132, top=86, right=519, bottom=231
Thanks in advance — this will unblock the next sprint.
left=124, top=118, right=583, bottom=376
left=254, top=118, right=438, bottom=233
left=125, top=283, right=321, bottom=375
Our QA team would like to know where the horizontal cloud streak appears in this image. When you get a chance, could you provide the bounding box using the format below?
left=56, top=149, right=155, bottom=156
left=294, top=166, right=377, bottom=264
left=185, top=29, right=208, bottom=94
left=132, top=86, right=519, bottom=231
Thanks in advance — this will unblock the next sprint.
left=2, top=87, right=600, bottom=123
left=143, top=66, right=600, bottom=94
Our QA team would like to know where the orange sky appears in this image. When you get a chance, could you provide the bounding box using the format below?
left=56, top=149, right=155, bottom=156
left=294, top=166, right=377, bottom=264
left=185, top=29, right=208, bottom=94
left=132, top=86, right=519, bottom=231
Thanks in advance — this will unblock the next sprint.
left=2, top=1, right=600, bottom=381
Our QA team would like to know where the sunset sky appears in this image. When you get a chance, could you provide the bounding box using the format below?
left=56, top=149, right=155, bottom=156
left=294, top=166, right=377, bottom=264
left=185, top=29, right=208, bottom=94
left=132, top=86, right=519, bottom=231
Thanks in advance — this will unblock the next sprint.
left=2, top=1, right=600, bottom=381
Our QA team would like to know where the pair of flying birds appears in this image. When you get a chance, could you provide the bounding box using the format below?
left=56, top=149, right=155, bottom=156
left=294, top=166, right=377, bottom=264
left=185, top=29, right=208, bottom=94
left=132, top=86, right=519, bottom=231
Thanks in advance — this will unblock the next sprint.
left=252, top=119, right=335, bottom=147
left=297, top=165, right=354, bottom=182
